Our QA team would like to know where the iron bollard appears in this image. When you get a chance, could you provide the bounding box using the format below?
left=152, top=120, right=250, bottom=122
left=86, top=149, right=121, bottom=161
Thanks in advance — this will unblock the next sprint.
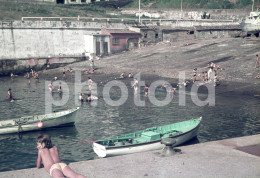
left=161, top=138, right=176, bottom=156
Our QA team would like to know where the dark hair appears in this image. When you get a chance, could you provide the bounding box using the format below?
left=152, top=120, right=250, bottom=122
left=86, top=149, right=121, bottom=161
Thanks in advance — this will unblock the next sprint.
left=37, top=134, right=53, bottom=149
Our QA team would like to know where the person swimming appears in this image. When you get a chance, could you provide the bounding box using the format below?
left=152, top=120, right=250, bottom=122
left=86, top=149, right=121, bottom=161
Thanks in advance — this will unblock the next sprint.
left=86, top=94, right=92, bottom=102
left=48, top=82, right=53, bottom=93
left=58, top=83, right=62, bottom=94
left=79, top=93, right=84, bottom=102
left=8, top=88, right=15, bottom=102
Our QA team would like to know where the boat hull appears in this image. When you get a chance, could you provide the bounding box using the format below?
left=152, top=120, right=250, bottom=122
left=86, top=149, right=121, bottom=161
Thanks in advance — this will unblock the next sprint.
left=242, top=22, right=260, bottom=34
left=241, top=11, right=260, bottom=35
left=0, top=107, right=79, bottom=134
left=93, top=117, right=201, bottom=158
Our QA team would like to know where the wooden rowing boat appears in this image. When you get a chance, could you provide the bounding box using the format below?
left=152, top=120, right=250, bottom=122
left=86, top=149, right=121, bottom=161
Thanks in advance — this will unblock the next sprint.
left=0, top=107, right=80, bottom=134
left=93, top=117, right=202, bottom=158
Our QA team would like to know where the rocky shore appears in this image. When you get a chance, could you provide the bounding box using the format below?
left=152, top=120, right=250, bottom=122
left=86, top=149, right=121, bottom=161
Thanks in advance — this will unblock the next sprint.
left=39, top=37, right=260, bottom=96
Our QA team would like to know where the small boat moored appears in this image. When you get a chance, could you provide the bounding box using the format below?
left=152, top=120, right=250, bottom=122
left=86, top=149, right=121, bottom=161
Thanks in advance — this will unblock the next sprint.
left=93, top=117, right=202, bottom=158
left=0, top=107, right=80, bottom=134
left=242, top=10, right=260, bottom=36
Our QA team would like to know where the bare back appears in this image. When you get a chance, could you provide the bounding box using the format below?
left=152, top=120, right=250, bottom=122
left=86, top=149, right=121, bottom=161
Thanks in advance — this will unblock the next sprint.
left=37, top=146, right=61, bottom=172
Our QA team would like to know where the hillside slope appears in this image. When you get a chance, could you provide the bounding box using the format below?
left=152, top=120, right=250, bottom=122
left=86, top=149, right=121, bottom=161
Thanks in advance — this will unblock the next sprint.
left=0, top=0, right=259, bottom=20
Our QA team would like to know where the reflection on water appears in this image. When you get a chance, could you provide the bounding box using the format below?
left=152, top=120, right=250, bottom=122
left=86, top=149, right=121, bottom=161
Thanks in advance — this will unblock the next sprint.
left=0, top=75, right=259, bottom=172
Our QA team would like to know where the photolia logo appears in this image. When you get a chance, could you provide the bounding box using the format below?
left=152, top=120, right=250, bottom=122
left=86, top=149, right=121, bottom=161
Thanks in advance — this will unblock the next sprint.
left=45, top=71, right=215, bottom=113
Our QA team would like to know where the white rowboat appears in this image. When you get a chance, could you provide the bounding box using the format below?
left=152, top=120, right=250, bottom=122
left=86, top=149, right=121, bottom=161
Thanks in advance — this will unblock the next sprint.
left=0, top=107, right=80, bottom=134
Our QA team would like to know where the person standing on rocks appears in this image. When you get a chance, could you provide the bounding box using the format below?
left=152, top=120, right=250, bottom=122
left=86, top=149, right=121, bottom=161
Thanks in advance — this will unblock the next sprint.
left=90, top=59, right=95, bottom=70
left=10, top=73, right=14, bottom=81
left=255, top=54, right=259, bottom=68
left=132, top=78, right=139, bottom=93
left=193, top=68, right=197, bottom=83
left=208, top=66, right=215, bottom=83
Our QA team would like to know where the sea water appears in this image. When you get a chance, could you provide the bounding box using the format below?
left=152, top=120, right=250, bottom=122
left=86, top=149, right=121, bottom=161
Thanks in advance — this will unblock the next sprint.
left=0, top=75, right=259, bottom=172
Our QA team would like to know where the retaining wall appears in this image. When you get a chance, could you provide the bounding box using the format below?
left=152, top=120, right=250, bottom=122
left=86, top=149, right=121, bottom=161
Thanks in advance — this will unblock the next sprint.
left=121, top=8, right=250, bottom=21
left=0, top=18, right=241, bottom=75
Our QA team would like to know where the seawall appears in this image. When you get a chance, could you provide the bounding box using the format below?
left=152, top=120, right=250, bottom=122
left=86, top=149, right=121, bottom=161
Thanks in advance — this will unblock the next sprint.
left=0, top=134, right=259, bottom=177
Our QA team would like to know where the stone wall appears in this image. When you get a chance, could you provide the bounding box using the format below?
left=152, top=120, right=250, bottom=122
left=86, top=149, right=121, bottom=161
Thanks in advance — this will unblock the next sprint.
left=0, top=57, right=86, bottom=75
left=195, top=29, right=241, bottom=38
left=122, top=8, right=250, bottom=21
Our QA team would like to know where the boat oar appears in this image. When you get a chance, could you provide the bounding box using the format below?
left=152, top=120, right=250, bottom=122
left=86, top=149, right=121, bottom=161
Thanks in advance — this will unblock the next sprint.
left=78, top=140, right=96, bottom=144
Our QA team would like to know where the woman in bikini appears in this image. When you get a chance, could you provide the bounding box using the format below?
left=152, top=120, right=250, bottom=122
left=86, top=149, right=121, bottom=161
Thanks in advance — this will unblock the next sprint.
left=36, top=134, right=85, bottom=178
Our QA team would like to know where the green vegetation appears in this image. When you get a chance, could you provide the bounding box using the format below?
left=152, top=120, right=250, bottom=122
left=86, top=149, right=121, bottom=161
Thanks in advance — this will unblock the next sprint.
left=0, top=0, right=259, bottom=20
left=0, top=1, right=109, bottom=20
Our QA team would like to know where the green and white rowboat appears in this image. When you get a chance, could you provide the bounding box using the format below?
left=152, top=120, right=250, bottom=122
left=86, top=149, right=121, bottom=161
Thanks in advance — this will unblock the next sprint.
left=0, top=107, right=80, bottom=134
left=93, top=117, right=202, bottom=158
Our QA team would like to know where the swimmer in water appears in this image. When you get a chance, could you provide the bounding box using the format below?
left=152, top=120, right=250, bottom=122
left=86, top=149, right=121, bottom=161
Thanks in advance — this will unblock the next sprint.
left=8, top=88, right=14, bottom=102
left=79, top=93, right=84, bottom=102
left=86, top=94, right=92, bottom=102
left=48, top=82, right=53, bottom=93
left=58, top=83, right=62, bottom=94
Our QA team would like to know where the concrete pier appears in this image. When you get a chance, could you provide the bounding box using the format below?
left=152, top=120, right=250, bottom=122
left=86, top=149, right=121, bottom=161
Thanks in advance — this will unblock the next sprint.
left=1, top=134, right=259, bottom=178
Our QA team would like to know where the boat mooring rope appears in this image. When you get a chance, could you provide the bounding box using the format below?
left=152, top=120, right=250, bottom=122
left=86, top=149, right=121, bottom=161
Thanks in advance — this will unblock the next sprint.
left=14, top=120, right=26, bottom=133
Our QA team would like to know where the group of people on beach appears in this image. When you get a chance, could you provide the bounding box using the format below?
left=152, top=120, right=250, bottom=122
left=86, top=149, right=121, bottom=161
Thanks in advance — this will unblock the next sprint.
left=192, top=61, right=222, bottom=87
left=120, top=72, right=133, bottom=79
left=48, top=82, right=62, bottom=94
left=62, top=67, right=74, bottom=78
left=78, top=77, right=99, bottom=102
left=24, top=69, right=40, bottom=84
left=84, top=60, right=95, bottom=75
left=130, top=77, right=177, bottom=97
left=8, top=69, right=40, bottom=102
left=127, top=61, right=222, bottom=100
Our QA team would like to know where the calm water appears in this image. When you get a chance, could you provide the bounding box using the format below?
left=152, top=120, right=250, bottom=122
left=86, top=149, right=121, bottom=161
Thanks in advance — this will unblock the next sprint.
left=0, top=74, right=259, bottom=172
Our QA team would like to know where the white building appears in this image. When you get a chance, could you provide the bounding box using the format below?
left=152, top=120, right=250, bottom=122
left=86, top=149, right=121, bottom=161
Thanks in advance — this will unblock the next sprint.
left=84, top=34, right=110, bottom=60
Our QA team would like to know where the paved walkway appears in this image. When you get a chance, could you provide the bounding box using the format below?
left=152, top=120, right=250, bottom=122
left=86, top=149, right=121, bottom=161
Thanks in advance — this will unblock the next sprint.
left=1, top=134, right=259, bottom=178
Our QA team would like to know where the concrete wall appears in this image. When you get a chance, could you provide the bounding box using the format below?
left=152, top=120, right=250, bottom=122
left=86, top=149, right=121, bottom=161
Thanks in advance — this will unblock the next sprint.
left=122, top=9, right=250, bottom=21
left=0, top=20, right=129, bottom=60
left=163, top=31, right=195, bottom=42
left=0, top=19, right=240, bottom=60
left=140, top=29, right=162, bottom=44
left=195, top=29, right=241, bottom=38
